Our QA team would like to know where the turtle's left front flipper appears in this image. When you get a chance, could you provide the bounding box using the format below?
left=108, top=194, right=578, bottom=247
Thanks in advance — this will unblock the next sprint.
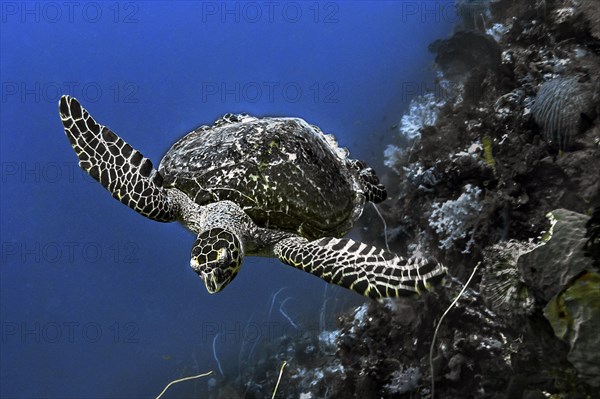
left=274, top=236, right=446, bottom=299
left=59, top=95, right=178, bottom=222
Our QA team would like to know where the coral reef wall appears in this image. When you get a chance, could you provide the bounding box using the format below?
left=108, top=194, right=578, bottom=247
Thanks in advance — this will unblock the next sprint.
left=353, top=0, right=600, bottom=397
left=211, top=1, right=600, bottom=398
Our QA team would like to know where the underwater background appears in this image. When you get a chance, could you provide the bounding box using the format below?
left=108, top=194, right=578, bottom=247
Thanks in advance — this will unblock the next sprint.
left=1, top=1, right=453, bottom=398
left=2, top=1, right=600, bottom=398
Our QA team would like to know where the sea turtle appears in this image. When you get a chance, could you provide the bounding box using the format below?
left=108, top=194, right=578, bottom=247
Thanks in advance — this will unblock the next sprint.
left=58, top=95, right=445, bottom=299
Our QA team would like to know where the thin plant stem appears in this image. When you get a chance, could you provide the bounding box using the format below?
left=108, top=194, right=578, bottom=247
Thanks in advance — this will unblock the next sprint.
left=430, top=262, right=480, bottom=399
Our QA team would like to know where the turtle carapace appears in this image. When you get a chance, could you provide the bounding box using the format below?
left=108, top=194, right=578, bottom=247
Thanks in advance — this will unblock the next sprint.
left=58, top=96, right=445, bottom=300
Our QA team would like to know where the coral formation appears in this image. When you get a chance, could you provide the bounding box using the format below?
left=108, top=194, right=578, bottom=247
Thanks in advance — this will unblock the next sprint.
left=199, top=1, right=600, bottom=397
left=480, top=240, right=536, bottom=317
left=518, top=209, right=596, bottom=302
left=398, top=93, right=443, bottom=141
left=353, top=0, right=600, bottom=397
left=585, top=206, right=600, bottom=266
left=428, top=184, right=484, bottom=253
left=544, top=271, right=600, bottom=387
left=530, top=76, right=598, bottom=149
left=383, top=367, right=421, bottom=394
left=384, top=93, right=444, bottom=172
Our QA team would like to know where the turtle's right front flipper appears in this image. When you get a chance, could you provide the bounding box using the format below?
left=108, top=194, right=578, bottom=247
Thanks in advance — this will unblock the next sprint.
left=59, top=95, right=178, bottom=222
left=274, top=236, right=446, bottom=300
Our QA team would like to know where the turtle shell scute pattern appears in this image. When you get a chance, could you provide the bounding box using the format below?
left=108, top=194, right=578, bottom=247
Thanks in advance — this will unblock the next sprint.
left=159, top=116, right=364, bottom=240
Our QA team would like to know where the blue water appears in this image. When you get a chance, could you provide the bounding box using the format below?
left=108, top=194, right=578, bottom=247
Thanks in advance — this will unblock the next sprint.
left=1, top=2, right=453, bottom=397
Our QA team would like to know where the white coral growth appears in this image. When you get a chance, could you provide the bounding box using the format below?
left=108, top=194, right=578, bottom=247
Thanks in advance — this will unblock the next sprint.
left=383, top=144, right=404, bottom=173
left=403, top=162, right=439, bottom=191
left=429, top=184, right=483, bottom=252
left=486, top=23, right=507, bottom=42
left=384, top=367, right=421, bottom=394
left=384, top=93, right=444, bottom=172
left=399, top=92, right=443, bottom=141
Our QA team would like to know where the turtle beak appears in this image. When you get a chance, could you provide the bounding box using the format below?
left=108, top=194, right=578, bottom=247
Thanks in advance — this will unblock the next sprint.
left=192, top=264, right=230, bottom=294
left=190, top=258, right=234, bottom=294
left=203, top=272, right=221, bottom=294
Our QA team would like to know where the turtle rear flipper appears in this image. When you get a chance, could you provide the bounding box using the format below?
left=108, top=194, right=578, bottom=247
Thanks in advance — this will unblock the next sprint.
left=274, top=236, right=445, bottom=299
left=59, top=95, right=178, bottom=222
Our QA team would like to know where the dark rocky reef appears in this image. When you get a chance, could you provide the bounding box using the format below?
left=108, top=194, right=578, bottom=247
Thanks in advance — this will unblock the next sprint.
left=376, top=0, right=600, bottom=258
left=206, top=1, right=600, bottom=398
left=352, top=0, right=600, bottom=397
left=585, top=206, right=600, bottom=266
left=429, top=31, right=503, bottom=104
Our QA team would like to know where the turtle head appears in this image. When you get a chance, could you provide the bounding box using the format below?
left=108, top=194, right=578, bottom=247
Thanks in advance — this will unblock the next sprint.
left=190, top=228, right=244, bottom=294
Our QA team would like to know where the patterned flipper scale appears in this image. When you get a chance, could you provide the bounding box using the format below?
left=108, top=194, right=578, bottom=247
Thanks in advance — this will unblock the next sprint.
left=274, top=236, right=446, bottom=299
left=59, top=96, right=178, bottom=222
